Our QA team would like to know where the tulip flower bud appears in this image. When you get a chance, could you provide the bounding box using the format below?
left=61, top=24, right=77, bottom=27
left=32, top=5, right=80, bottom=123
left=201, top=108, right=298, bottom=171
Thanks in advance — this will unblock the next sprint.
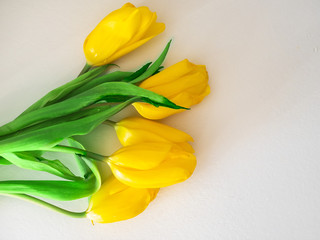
left=107, top=142, right=197, bottom=188
left=84, top=3, right=165, bottom=66
left=86, top=176, right=159, bottom=223
left=115, top=117, right=194, bottom=153
left=133, top=59, right=210, bottom=119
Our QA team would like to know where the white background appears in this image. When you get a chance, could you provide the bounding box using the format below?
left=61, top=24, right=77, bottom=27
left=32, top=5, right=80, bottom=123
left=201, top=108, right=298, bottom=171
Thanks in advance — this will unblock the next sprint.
left=0, top=0, right=319, bottom=239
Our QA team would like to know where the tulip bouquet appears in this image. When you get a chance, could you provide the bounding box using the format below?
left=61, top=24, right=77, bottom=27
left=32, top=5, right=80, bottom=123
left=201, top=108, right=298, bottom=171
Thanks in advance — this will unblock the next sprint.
left=0, top=3, right=210, bottom=223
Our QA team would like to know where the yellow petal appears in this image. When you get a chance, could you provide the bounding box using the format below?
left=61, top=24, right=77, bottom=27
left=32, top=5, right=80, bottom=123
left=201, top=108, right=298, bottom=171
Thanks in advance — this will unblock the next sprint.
left=115, top=117, right=193, bottom=146
left=87, top=176, right=159, bottom=223
left=192, top=85, right=211, bottom=105
left=105, top=22, right=165, bottom=64
left=83, top=3, right=165, bottom=66
left=116, top=127, right=170, bottom=145
left=127, top=7, right=156, bottom=43
left=139, top=59, right=194, bottom=89
left=176, top=142, right=195, bottom=153
left=109, top=147, right=197, bottom=188
left=146, top=65, right=208, bottom=98
left=140, top=22, right=166, bottom=39
left=133, top=59, right=210, bottom=119
left=133, top=99, right=187, bottom=120
left=84, top=9, right=141, bottom=65
left=148, top=188, right=160, bottom=201
left=87, top=175, right=128, bottom=208
left=108, top=142, right=173, bottom=170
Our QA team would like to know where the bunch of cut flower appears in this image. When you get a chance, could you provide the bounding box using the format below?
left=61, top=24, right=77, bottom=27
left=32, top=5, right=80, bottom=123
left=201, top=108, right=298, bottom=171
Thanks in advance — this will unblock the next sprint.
left=0, top=3, right=210, bottom=223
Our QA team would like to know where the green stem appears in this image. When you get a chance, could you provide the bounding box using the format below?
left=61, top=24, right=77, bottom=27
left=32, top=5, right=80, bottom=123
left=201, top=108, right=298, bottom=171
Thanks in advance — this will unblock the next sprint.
left=50, top=145, right=107, bottom=161
left=2, top=193, right=87, bottom=218
left=78, top=62, right=92, bottom=77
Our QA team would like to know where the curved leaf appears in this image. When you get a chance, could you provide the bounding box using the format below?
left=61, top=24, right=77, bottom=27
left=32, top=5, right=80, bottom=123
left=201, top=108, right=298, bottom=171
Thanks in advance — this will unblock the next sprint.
left=19, top=65, right=109, bottom=116
left=65, top=71, right=132, bottom=99
left=0, top=82, right=185, bottom=136
left=0, top=99, right=136, bottom=153
left=0, top=158, right=101, bottom=201
left=0, top=152, right=81, bottom=181
left=67, top=138, right=91, bottom=178
left=129, top=40, right=171, bottom=84
left=0, top=157, right=11, bottom=165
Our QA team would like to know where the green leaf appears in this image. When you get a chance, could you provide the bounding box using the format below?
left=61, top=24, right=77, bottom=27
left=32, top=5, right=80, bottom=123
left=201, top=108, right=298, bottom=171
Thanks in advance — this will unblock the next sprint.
left=25, top=150, right=44, bottom=158
left=64, top=71, right=132, bottom=99
left=0, top=152, right=81, bottom=181
left=18, top=65, right=109, bottom=116
left=0, top=157, right=12, bottom=165
left=0, top=157, right=101, bottom=201
left=129, top=40, right=172, bottom=84
left=152, top=66, right=164, bottom=75
left=0, top=98, right=137, bottom=153
left=122, top=62, right=152, bottom=82
left=82, top=156, right=101, bottom=189
left=67, top=138, right=91, bottom=178
left=5, top=105, right=113, bottom=138
left=0, top=82, right=185, bottom=136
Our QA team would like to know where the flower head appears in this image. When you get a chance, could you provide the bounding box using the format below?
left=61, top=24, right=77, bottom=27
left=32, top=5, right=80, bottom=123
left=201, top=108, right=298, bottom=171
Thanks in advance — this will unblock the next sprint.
left=86, top=176, right=159, bottom=223
left=107, top=142, right=197, bottom=188
left=133, top=59, right=210, bottom=119
left=84, top=3, right=165, bottom=66
left=115, top=117, right=194, bottom=153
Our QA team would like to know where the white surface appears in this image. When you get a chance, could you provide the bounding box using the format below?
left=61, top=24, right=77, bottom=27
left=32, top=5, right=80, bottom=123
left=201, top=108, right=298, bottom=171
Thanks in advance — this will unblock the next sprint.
left=0, top=0, right=319, bottom=239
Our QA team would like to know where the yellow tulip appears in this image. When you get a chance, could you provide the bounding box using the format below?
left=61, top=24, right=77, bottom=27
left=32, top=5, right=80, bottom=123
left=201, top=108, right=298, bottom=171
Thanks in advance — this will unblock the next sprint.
left=106, top=142, right=197, bottom=188
left=133, top=59, right=210, bottom=119
left=115, top=117, right=194, bottom=153
left=86, top=176, right=159, bottom=223
left=83, top=3, right=165, bottom=66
